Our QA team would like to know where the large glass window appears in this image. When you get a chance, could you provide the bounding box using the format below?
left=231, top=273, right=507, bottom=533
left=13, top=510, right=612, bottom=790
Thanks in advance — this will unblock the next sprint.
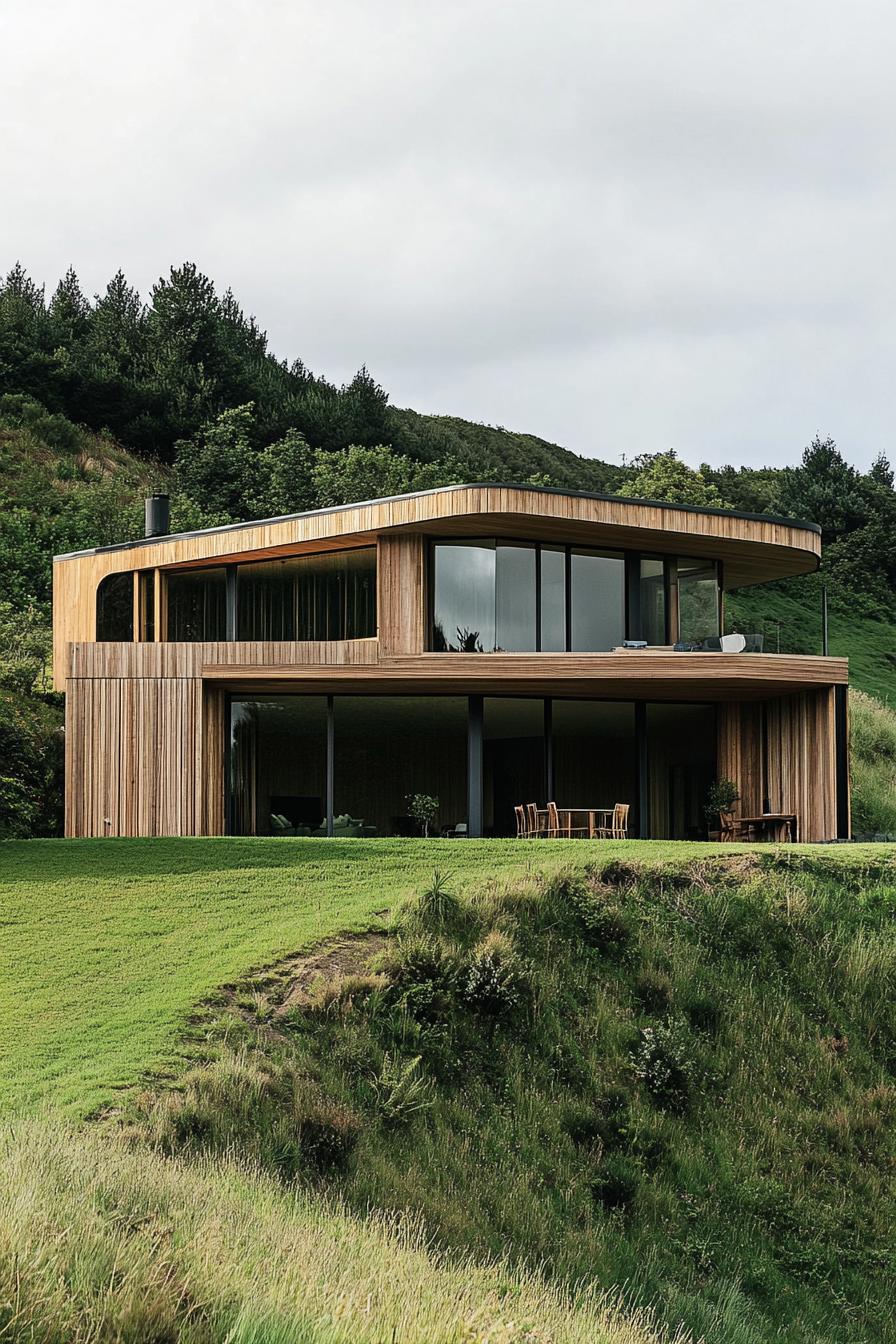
left=484, top=698, right=545, bottom=835
left=237, top=548, right=376, bottom=642
left=230, top=696, right=327, bottom=836
left=432, top=541, right=496, bottom=652
left=647, top=703, right=716, bottom=839
left=552, top=700, right=637, bottom=833
left=639, top=558, right=666, bottom=645
left=677, top=559, right=720, bottom=644
left=96, top=572, right=133, bottom=641
left=495, top=544, right=536, bottom=652
left=334, top=697, right=467, bottom=835
left=167, top=568, right=227, bottom=641
left=540, top=546, right=566, bottom=651
left=569, top=549, right=625, bottom=652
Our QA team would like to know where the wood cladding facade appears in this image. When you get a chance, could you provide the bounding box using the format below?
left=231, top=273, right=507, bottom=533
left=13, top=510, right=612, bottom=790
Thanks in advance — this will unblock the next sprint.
left=53, top=484, right=821, bottom=687
left=54, top=484, right=846, bottom=842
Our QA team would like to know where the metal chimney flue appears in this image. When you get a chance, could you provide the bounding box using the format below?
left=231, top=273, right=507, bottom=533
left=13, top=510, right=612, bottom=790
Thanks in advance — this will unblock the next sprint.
left=145, top=494, right=170, bottom=538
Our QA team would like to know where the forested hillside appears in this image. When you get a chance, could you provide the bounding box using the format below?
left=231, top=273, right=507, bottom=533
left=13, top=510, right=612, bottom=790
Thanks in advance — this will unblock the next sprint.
left=1, top=261, right=895, bottom=836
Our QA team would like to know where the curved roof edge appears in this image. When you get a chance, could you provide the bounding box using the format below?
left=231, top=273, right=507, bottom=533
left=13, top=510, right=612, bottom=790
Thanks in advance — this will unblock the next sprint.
left=53, top=480, right=821, bottom=562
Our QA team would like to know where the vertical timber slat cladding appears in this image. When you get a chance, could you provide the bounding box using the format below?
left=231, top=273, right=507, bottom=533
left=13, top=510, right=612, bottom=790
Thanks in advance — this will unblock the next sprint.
left=65, top=675, right=215, bottom=837
left=717, top=690, right=837, bottom=841
left=377, top=535, right=425, bottom=655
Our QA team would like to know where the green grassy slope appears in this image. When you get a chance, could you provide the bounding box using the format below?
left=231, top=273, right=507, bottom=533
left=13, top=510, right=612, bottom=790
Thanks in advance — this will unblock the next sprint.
left=0, top=837, right=596, bottom=1114
left=126, top=848, right=896, bottom=1344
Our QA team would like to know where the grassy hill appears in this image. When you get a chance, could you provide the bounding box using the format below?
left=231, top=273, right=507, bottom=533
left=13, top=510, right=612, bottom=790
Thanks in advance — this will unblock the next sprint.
left=2, top=840, right=896, bottom=1343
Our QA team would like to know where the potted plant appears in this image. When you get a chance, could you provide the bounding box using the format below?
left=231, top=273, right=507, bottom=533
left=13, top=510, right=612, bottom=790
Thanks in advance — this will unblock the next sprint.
left=405, top=792, right=439, bottom=838
left=704, top=779, right=740, bottom=839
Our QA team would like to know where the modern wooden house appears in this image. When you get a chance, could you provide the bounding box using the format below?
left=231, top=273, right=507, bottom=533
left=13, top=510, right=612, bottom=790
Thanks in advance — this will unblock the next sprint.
left=53, top=483, right=850, bottom=842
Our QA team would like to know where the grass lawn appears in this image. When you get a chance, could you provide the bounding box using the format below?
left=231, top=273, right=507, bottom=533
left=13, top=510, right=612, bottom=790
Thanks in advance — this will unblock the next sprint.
left=1, top=836, right=891, bottom=1116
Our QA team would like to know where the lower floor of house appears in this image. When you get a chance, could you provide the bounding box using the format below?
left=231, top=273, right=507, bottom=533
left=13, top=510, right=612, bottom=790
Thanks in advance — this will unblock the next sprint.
left=63, top=680, right=850, bottom=842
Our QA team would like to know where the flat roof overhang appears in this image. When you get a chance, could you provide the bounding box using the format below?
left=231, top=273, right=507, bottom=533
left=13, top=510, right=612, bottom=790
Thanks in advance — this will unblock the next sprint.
left=203, top=651, right=848, bottom=703
left=54, top=482, right=822, bottom=590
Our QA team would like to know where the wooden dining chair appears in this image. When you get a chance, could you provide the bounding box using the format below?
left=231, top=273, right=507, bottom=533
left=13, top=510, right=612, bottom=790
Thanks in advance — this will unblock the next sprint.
left=598, top=803, right=630, bottom=840
left=547, top=801, right=588, bottom=838
left=526, top=802, right=546, bottom=837
left=514, top=805, right=528, bottom=838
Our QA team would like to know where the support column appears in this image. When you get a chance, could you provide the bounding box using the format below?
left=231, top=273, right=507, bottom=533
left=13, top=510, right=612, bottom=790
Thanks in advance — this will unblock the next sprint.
left=468, top=695, right=483, bottom=838
left=225, top=566, right=238, bottom=641
left=326, top=695, right=335, bottom=837
left=543, top=697, right=553, bottom=802
left=635, top=701, right=649, bottom=839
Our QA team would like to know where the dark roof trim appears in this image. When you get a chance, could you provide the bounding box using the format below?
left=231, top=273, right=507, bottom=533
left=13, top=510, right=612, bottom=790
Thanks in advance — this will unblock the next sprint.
left=53, top=480, right=822, bottom=561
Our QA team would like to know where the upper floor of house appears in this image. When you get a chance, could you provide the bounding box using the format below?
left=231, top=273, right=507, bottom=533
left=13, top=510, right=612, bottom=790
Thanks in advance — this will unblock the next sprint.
left=52, top=482, right=846, bottom=696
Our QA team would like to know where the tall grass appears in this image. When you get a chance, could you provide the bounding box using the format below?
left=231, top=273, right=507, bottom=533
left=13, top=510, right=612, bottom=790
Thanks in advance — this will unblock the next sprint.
left=122, top=854, right=896, bottom=1344
left=0, top=1118, right=673, bottom=1344
left=850, top=690, right=896, bottom=833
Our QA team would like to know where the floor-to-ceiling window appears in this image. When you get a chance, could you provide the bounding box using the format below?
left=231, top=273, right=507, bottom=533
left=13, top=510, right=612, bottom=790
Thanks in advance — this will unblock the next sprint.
left=483, top=698, right=545, bottom=835
left=431, top=540, right=625, bottom=653
left=229, top=696, right=327, bottom=835
left=333, top=697, right=467, bottom=835
left=553, top=700, right=638, bottom=833
left=647, top=703, right=716, bottom=839
left=677, top=560, right=721, bottom=645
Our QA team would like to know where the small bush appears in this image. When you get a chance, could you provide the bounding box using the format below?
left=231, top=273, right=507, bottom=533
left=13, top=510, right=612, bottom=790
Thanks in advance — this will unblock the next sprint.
left=461, top=931, right=529, bottom=1017
left=590, top=1153, right=641, bottom=1211
left=564, top=1089, right=632, bottom=1154
left=398, top=869, right=465, bottom=935
left=371, top=1053, right=433, bottom=1127
left=379, top=936, right=461, bottom=1022
left=630, top=1020, right=697, bottom=1114
left=568, top=883, right=633, bottom=956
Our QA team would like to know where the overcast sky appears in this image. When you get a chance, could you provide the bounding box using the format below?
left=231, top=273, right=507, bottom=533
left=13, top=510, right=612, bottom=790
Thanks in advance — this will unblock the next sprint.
left=2, top=0, right=893, bottom=470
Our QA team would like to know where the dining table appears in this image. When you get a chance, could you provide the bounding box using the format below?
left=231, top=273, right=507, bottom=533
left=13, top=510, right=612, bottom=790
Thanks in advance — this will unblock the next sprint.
left=556, top=806, right=614, bottom=839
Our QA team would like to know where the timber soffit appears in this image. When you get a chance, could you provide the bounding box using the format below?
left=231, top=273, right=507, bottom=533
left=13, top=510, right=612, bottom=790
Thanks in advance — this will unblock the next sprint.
left=53, top=481, right=822, bottom=563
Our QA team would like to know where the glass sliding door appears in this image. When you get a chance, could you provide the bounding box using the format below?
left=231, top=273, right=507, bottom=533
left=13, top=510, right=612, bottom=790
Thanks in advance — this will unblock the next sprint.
left=237, top=549, right=376, bottom=642
left=229, top=696, right=327, bottom=835
left=483, top=698, right=545, bottom=835
left=334, top=696, right=467, bottom=836
left=167, top=568, right=227, bottom=641
left=569, top=550, right=625, bottom=652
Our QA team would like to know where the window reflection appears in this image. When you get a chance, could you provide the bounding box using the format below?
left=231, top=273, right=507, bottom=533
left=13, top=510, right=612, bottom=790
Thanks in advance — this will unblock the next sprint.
left=569, top=550, right=625, bottom=652
left=495, top=544, right=536, bottom=651
left=432, top=541, right=496, bottom=652
left=540, top=546, right=566, bottom=651
left=639, top=558, right=666, bottom=645
left=677, top=559, right=720, bottom=644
